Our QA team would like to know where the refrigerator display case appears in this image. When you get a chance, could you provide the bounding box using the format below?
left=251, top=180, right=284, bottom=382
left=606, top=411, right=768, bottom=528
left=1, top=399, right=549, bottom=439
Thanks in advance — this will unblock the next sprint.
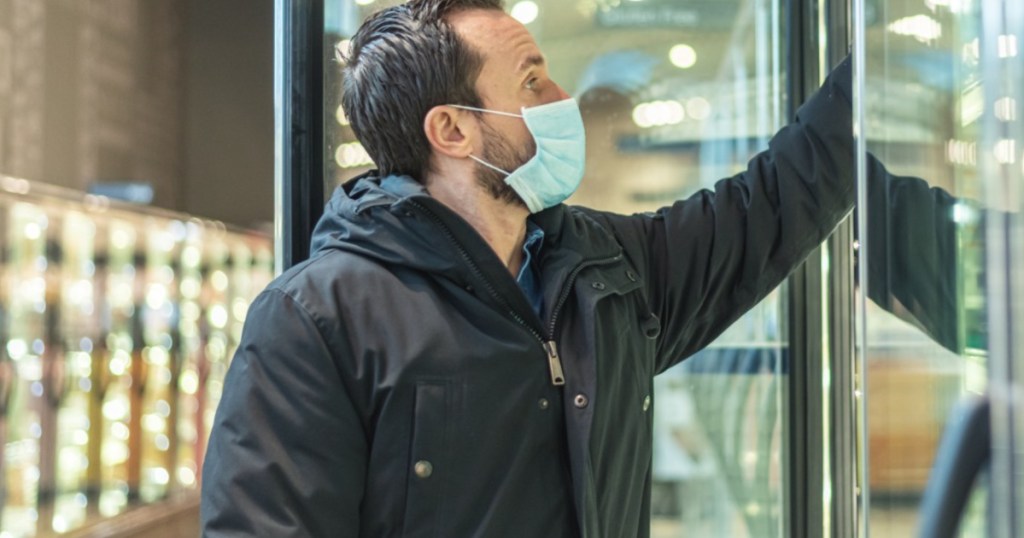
left=2, top=202, right=48, bottom=536
left=174, top=224, right=204, bottom=496
left=98, top=218, right=138, bottom=519
left=51, top=211, right=100, bottom=533
left=0, top=177, right=271, bottom=536
left=854, top=0, right=1024, bottom=533
left=137, top=220, right=182, bottom=504
left=200, top=239, right=229, bottom=467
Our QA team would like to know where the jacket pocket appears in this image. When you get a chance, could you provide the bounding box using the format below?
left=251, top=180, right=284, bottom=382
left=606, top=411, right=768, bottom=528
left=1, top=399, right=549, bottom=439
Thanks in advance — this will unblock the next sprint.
left=586, top=263, right=658, bottom=411
left=402, top=381, right=449, bottom=538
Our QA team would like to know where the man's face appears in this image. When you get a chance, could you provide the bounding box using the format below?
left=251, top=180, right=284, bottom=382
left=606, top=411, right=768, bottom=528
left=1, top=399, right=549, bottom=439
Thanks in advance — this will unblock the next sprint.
left=448, top=9, right=569, bottom=204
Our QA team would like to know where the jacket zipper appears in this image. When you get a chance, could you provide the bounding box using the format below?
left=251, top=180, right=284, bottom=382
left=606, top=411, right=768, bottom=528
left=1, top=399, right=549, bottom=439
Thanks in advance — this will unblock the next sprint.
left=541, top=254, right=621, bottom=385
left=408, top=201, right=620, bottom=386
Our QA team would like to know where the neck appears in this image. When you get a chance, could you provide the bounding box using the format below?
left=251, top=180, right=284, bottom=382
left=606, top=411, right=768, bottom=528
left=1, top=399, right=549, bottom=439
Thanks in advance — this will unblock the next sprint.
left=425, top=168, right=530, bottom=276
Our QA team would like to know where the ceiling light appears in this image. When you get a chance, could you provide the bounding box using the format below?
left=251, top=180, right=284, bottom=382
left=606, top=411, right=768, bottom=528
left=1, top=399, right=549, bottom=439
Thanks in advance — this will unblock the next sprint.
left=998, top=34, right=1018, bottom=58
left=945, top=139, right=977, bottom=166
left=334, top=39, right=352, bottom=63
left=995, top=97, right=1016, bottom=122
left=511, top=1, right=539, bottom=24
left=686, top=97, right=711, bottom=120
left=669, top=44, right=697, bottom=69
left=888, top=15, right=942, bottom=43
left=925, top=0, right=971, bottom=14
left=632, top=101, right=685, bottom=128
left=336, top=142, right=374, bottom=169
left=995, top=139, right=1016, bottom=164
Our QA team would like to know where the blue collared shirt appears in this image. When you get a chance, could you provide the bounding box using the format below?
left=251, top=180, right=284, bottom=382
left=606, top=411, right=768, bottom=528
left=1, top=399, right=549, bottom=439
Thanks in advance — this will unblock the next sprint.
left=515, top=222, right=545, bottom=318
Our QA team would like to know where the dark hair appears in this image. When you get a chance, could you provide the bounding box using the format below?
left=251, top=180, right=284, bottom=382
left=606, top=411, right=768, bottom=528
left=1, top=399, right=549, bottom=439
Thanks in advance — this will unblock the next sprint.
left=341, top=0, right=505, bottom=180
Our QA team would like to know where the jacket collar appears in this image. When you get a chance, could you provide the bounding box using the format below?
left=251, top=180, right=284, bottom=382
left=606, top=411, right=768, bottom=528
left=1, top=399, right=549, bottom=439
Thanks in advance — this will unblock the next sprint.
left=312, top=172, right=622, bottom=297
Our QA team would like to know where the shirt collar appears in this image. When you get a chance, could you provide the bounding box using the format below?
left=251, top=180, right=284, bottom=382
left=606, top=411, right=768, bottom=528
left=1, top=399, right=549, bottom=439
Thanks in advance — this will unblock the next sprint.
left=516, top=222, right=545, bottom=282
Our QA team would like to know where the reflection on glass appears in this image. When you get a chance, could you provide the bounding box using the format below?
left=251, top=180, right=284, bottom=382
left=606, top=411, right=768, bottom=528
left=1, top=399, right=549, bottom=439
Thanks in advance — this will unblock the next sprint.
left=856, top=0, right=1002, bottom=535
left=654, top=291, right=785, bottom=537
left=325, top=0, right=788, bottom=535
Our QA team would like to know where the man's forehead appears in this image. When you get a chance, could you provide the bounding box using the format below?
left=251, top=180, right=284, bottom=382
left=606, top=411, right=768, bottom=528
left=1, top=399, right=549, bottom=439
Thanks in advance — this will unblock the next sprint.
left=449, top=9, right=543, bottom=68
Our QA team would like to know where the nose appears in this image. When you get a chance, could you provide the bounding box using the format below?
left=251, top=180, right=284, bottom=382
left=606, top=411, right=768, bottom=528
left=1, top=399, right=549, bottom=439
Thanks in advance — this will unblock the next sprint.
left=543, top=83, right=570, bottom=105
left=555, top=83, right=570, bottom=101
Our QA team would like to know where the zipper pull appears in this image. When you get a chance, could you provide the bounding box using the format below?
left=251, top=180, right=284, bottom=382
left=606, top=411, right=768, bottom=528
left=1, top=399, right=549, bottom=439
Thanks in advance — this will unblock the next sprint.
left=543, top=341, right=566, bottom=386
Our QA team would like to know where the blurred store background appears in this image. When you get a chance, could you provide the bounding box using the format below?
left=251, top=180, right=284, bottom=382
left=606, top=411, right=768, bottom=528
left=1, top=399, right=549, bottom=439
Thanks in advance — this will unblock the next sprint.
left=0, top=0, right=275, bottom=535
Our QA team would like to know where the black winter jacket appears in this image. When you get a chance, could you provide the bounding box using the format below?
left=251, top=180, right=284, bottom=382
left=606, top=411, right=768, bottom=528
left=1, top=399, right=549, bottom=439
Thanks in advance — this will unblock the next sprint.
left=201, top=57, right=853, bottom=537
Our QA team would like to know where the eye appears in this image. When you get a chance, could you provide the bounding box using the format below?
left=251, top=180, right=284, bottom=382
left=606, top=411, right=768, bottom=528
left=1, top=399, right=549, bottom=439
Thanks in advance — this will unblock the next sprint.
left=525, top=77, right=539, bottom=91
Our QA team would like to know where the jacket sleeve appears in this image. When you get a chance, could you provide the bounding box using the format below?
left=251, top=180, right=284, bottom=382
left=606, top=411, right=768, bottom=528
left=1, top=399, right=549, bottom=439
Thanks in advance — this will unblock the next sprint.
left=861, top=153, right=971, bottom=355
left=591, top=56, right=854, bottom=374
left=201, top=288, right=367, bottom=537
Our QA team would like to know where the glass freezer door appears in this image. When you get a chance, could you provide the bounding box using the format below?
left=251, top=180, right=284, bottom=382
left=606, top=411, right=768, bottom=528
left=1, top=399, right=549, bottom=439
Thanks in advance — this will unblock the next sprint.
left=320, top=1, right=801, bottom=536
left=853, top=0, right=1024, bottom=534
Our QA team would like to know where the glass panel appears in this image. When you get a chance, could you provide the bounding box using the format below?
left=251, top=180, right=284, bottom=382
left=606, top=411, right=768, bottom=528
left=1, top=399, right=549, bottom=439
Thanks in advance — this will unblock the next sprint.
left=853, top=0, right=1021, bottom=534
left=979, top=0, right=1024, bottom=536
left=325, top=1, right=789, bottom=536
left=1005, top=3, right=1024, bottom=536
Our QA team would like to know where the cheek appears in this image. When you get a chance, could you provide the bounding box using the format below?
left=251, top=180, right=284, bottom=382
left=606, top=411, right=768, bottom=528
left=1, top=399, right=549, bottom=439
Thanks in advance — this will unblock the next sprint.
left=512, top=124, right=535, bottom=150
left=490, top=117, right=533, bottom=151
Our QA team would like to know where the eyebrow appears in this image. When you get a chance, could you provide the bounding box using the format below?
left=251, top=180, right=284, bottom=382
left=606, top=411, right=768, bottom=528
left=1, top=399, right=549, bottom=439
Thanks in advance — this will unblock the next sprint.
left=517, top=54, right=545, bottom=73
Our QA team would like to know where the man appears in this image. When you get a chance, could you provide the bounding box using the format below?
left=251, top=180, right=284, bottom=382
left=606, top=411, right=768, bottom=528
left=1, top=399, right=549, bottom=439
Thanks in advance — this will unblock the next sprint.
left=201, top=0, right=853, bottom=536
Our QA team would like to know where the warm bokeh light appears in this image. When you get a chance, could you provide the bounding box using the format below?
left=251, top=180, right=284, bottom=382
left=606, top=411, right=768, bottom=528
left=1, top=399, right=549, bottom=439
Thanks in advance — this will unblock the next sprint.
left=888, top=15, right=942, bottom=42
left=632, top=101, right=685, bottom=128
left=510, top=1, right=539, bottom=25
left=669, top=44, right=698, bottom=69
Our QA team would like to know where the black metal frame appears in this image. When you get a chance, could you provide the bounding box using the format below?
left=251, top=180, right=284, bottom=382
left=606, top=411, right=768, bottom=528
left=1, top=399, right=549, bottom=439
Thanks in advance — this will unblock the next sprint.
left=784, top=0, right=855, bottom=536
left=278, top=0, right=859, bottom=535
left=823, top=1, right=858, bottom=534
left=822, top=2, right=857, bottom=536
left=784, top=0, right=824, bottom=535
left=276, top=0, right=326, bottom=272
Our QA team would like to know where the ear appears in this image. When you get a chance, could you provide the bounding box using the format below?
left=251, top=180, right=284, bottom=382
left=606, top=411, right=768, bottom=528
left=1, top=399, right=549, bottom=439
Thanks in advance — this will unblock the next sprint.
left=423, top=105, right=478, bottom=159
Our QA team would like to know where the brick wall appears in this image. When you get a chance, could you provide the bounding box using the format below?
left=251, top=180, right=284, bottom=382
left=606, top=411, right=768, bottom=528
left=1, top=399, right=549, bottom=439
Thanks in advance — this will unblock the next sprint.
left=0, top=0, right=185, bottom=210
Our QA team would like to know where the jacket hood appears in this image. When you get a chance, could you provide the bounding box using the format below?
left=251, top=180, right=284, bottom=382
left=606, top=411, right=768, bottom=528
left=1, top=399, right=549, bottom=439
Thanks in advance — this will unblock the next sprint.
left=309, top=173, right=467, bottom=277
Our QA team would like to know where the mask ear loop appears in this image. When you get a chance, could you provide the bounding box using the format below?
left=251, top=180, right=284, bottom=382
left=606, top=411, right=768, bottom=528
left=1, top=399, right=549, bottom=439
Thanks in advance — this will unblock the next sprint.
left=448, top=104, right=524, bottom=118
left=467, top=155, right=512, bottom=176
left=447, top=105, right=523, bottom=175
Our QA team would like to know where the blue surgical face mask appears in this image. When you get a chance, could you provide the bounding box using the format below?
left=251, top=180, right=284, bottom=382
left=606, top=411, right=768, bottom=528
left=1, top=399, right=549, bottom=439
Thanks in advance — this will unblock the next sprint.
left=450, top=98, right=586, bottom=213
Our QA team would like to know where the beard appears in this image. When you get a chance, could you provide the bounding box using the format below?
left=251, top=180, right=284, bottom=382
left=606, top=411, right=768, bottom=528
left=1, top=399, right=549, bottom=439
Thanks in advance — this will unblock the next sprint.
left=475, top=121, right=535, bottom=210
